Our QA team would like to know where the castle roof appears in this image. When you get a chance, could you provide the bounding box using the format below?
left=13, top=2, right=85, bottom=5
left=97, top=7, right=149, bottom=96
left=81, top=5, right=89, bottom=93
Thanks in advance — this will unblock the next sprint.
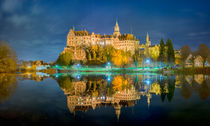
left=118, top=34, right=138, bottom=40
left=101, top=34, right=114, bottom=38
left=73, top=31, right=90, bottom=36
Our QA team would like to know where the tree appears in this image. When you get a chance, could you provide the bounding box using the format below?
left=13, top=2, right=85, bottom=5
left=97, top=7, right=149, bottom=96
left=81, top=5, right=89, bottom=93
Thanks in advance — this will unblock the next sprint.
left=189, top=51, right=197, bottom=68
left=111, top=49, right=131, bottom=67
left=56, top=52, right=72, bottom=66
left=104, top=45, right=115, bottom=61
left=158, top=38, right=165, bottom=62
left=166, top=38, right=175, bottom=64
left=207, top=50, right=210, bottom=66
left=133, top=49, right=140, bottom=67
left=180, top=45, right=191, bottom=68
left=0, top=41, right=17, bottom=73
left=197, top=43, right=209, bottom=68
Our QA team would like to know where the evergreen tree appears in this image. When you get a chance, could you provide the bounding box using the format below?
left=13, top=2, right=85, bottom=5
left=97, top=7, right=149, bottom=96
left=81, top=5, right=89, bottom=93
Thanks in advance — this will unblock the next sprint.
left=166, top=38, right=175, bottom=64
left=158, top=38, right=165, bottom=62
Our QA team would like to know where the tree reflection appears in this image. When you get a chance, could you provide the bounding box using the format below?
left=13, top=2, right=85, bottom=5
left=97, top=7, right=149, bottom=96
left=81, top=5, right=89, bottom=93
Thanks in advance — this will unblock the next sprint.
left=112, top=76, right=132, bottom=92
left=180, top=74, right=210, bottom=100
left=53, top=73, right=210, bottom=117
left=198, top=80, right=209, bottom=100
left=180, top=75, right=192, bottom=99
left=0, top=74, right=17, bottom=103
left=167, top=76, right=175, bottom=102
left=56, top=76, right=73, bottom=93
left=158, top=76, right=176, bottom=102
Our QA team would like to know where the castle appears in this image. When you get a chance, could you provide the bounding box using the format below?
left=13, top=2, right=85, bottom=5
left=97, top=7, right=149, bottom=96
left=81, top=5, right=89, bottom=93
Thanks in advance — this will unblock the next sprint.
left=63, top=21, right=139, bottom=61
left=62, top=21, right=180, bottom=64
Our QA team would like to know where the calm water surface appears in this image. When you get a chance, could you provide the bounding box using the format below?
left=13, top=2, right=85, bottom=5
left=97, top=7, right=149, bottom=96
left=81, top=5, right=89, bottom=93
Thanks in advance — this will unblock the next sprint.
left=0, top=72, right=210, bottom=126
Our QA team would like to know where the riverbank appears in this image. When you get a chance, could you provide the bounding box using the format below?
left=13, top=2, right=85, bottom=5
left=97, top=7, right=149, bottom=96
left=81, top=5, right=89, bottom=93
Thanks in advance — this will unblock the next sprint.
left=174, top=67, right=210, bottom=75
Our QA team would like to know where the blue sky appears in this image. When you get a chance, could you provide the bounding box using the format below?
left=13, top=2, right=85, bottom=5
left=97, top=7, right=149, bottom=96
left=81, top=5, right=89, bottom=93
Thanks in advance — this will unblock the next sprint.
left=0, top=0, right=210, bottom=62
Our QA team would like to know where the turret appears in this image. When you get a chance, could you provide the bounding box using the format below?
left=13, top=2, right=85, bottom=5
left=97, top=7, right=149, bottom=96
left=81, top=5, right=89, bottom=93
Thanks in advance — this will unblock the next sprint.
left=113, top=20, right=120, bottom=36
left=146, top=32, right=151, bottom=46
left=114, top=104, right=121, bottom=120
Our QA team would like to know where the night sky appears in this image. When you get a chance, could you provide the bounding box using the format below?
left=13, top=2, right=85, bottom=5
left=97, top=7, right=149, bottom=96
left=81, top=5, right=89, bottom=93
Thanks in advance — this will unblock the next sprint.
left=0, top=0, right=210, bottom=62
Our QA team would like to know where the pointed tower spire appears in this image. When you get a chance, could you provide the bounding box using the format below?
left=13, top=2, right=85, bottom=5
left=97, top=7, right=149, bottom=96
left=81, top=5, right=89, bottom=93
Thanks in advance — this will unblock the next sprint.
left=147, top=93, right=151, bottom=109
left=116, top=20, right=119, bottom=27
left=146, top=32, right=151, bottom=46
left=113, top=20, right=120, bottom=36
left=114, top=104, right=121, bottom=120
left=146, top=32, right=149, bottom=42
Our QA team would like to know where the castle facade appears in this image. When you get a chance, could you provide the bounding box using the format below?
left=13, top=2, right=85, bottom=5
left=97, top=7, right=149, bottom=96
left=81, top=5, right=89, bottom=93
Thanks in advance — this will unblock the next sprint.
left=63, top=21, right=139, bottom=61
left=62, top=21, right=180, bottom=64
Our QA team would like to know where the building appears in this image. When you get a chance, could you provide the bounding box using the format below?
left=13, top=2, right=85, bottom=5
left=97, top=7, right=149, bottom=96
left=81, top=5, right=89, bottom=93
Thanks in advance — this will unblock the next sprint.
left=62, top=21, right=139, bottom=61
left=139, top=33, right=181, bottom=65
left=139, top=33, right=160, bottom=61
left=185, top=54, right=203, bottom=67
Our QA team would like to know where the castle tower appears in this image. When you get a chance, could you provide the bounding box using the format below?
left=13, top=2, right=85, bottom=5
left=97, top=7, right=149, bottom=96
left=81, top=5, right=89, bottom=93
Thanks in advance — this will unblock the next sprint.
left=146, top=32, right=151, bottom=46
left=147, top=93, right=151, bottom=108
left=113, top=20, right=120, bottom=36
left=114, top=104, right=121, bottom=120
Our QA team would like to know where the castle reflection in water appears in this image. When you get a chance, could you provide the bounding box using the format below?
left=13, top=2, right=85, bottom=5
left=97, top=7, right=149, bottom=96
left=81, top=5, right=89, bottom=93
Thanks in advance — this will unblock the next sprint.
left=54, top=73, right=209, bottom=119
left=11, top=72, right=210, bottom=119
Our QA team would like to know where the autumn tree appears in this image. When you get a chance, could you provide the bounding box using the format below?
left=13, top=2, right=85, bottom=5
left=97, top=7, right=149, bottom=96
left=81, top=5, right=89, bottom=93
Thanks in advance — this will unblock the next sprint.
left=207, top=50, right=210, bottom=65
left=0, top=41, right=17, bottom=73
left=133, top=49, right=141, bottom=67
left=180, top=45, right=191, bottom=68
left=111, top=49, right=131, bottom=67
left=56, top=52, right=72, bottom=66
left=189, top=51, right=197, bottom=68
left=197, top=43, right=209, bottom=68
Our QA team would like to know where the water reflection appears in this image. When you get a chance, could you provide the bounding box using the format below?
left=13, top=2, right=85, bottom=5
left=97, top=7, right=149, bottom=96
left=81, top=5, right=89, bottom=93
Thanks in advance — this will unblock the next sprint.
left=0, top=74, right=17, bottom=103
left=1, top=72, right=210, bottom=122
left=52, top=73, right=210, bottom=119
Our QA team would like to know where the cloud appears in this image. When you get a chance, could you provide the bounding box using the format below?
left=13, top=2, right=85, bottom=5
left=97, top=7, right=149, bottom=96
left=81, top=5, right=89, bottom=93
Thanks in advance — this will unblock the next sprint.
left=31, top=4, right=42, bottom=15
left=7, top=14, right=30, bottom=26
left=1, top=0, right=24, bottom=13
left=187, top=32, right=210, bottom=37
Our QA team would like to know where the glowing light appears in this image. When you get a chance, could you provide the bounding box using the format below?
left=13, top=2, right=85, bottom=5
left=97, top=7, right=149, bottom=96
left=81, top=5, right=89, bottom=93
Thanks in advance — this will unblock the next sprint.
left=76, top=75, right=81, bottom=79
left=146, top=59, right=150, bottom=64
left=55, top=65, right=58, bottom=68
left=107, top=76, right=111, bottom=81
left=77, top=64, right=80, bottom=67
left=107, top=62, right=111, bottom=65
left=145, top=79, right=151, bottom=85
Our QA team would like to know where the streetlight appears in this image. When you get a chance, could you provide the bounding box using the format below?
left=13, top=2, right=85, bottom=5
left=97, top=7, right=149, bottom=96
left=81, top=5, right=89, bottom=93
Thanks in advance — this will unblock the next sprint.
left=145, top=59, right=150, bottom=64
left=77, top=63, right=80, bottom=67
left=106, top=62, right=111, bottom=70
left=76, top=74, right=81, bottom=79
left=145, top=79, right=151, bottom=85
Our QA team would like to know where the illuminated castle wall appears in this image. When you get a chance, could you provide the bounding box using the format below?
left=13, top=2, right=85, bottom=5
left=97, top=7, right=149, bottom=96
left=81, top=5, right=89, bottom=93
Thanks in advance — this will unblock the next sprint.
left=63, top=21, right=139, bottom=61
left=62, top=21, right=181, bottom=63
